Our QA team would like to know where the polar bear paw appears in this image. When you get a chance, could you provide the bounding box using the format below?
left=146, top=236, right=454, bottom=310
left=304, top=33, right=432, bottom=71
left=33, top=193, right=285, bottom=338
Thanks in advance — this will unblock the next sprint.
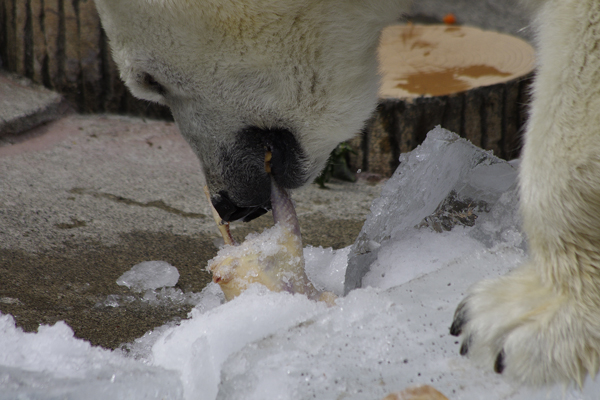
left=450, top=266, right=600, bottom=387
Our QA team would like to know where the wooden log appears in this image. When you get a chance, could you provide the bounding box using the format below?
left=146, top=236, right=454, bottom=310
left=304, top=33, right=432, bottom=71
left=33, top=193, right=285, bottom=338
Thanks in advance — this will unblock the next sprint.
left=43, top=0, right=61, bottom=88
left=31, top=0, right=45, bottom=84
left=13, top=0, right=27, bottom=76
left=78, top=0, right=102, bottom=113
left=0, top=0, right=170, bottom=118
left=62, top=0, right=80, bottom=106
left=349, top=24, right=536, bottom=176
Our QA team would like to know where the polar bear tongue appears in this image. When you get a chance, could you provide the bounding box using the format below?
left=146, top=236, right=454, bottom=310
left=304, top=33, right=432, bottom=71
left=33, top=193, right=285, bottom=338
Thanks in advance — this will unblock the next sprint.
left=265, top=149, right=300, bottom=235
left=270, top=178, right=301, bottom=237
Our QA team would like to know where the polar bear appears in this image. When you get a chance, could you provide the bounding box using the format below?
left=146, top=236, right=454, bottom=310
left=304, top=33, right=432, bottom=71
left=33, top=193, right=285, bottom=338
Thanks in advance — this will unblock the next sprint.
left=94, top=0, right=600, bottom=388
left=450, top=0, right=600, bottom=387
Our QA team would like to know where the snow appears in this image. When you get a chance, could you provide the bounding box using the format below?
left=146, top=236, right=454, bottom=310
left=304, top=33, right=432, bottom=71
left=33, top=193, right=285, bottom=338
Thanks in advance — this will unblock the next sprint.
left=1, top=127, right=598, bottom=400
left=0, top=314, right=183, bottom=400
left=152, top=286, right=326, bottom=400
left=304, top=245, right=350, bottom=296
left=361, top=226, right=489, bottom=290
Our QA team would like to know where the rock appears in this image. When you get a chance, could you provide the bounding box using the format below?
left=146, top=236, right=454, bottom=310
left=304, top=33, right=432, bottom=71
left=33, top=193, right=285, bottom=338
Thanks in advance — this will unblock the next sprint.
left=0, top=71, right=69, bottom=136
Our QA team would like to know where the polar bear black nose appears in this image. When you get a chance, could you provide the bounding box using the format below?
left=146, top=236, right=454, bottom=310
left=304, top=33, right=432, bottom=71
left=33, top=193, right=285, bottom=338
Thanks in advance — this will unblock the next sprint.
left=212, top=191, right=269, bottom=222
left=210, top=126, right=307, bottom=222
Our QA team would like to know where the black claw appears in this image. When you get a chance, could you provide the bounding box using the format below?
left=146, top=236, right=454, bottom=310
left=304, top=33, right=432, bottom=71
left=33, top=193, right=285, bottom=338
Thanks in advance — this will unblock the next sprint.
left=450, top=301, right=468, bottom=336
left=494, top=350, right=505, bottom=374
left=450, top=317, right=463, bottom=336
left=459, top=335, right=471, bottom=356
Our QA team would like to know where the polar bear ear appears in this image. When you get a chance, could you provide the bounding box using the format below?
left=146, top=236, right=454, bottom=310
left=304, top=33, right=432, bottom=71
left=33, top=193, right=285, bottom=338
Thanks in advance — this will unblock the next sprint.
left=119, top=65, right=169, bottom=105
left=130, top=72, right=168, bottom=104
left=142, top=72, right=165, bottom=93
left=137, top=72, right=167, bottom=97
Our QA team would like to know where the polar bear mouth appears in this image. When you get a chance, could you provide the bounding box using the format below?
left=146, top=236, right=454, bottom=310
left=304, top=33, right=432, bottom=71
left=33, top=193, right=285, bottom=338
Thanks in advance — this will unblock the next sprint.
left=210, top=126, right=309, bottom=222
left=211, top=191, right=269, bottom=222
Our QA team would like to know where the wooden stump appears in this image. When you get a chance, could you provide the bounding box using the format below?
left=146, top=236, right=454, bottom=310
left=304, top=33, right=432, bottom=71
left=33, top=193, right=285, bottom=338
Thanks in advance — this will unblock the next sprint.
left=0, top=0, right=170, bottom=118
left=349, top=24, right=536, bottom=176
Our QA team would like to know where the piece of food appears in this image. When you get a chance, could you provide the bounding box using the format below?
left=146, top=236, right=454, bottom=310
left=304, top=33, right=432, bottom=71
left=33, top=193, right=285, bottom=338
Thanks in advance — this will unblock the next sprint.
left=383, top=385, right=449, bottom=400
left=442, top=13, right=456, bottom=25
left=206, top=176, right=336, bottom=302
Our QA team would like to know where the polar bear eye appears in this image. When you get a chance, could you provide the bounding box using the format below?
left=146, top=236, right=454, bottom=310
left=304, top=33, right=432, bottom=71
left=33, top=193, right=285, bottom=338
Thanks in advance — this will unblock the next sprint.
left=140, top=72, right=166, bottom=96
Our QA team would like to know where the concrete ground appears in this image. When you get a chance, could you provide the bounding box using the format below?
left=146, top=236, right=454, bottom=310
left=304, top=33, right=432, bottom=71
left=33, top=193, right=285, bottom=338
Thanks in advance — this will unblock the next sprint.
left=0, top=114, right=383, bottom=349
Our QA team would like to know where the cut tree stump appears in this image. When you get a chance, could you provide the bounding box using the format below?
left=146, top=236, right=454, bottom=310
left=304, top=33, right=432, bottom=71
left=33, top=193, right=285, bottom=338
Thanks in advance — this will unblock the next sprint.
left=349, top=24, right=536, bottom=176
left=0, top=0, right=170, bottom=118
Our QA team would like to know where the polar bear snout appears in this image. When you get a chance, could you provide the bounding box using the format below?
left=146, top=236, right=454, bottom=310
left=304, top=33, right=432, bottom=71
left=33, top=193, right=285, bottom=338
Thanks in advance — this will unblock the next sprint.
left=209, top=126, right=308, bottom=222
left=211, top=191, right=269, bottom=223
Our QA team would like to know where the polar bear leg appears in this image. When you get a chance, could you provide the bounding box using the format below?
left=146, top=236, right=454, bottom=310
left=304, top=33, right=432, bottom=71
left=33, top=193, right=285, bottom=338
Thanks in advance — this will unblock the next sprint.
left=451, top=0, right=600, bottom=386
left=451, top=265, right=600, bottom=386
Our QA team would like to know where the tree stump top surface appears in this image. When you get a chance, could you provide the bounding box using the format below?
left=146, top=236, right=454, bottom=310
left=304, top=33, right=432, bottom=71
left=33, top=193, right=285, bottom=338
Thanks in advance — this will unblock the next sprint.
left=379, top=24, right=536, bottom=98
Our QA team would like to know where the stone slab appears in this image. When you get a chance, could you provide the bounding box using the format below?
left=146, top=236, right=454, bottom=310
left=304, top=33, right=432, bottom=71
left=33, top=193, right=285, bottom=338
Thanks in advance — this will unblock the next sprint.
left=0, top=70, right=70, bottom=136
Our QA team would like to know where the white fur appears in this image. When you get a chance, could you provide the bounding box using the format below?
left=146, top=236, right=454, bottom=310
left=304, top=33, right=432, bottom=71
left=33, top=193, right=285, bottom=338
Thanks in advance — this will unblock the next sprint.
left=94, top=0, right=410, bottom=186
left=454, top=0, right=600, bottom=387
left=95, top=0, right=600, bottom=388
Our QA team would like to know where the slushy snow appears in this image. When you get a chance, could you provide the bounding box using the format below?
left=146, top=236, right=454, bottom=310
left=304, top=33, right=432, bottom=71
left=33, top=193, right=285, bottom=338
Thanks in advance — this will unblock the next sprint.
left=2, top=127, right=598, bottom=400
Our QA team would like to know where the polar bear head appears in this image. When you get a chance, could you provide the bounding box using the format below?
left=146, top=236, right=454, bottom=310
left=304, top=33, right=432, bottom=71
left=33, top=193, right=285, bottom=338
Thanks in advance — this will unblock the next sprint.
left=95, top=0, right=406, bottom=221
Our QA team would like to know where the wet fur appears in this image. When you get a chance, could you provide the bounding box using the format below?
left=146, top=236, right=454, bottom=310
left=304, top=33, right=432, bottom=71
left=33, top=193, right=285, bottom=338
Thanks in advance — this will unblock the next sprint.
left=452, top=0, right=600, bottom=386
left=94, top=0, right=409, bottom=204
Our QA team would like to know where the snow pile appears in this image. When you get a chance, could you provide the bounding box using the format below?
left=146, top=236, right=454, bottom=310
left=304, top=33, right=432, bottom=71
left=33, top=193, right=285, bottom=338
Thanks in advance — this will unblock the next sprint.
left=0, top=314, right=183, bottom=400
left=1, top=127, right=599, bottom=400
left=152, top=286, right=326, bottom=400
left=304, top=245, right=350, bottom=296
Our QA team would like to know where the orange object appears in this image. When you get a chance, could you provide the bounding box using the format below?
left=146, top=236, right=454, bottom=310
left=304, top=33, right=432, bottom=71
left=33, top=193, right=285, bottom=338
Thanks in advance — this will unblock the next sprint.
left=443, top=13, right=457, bottom=25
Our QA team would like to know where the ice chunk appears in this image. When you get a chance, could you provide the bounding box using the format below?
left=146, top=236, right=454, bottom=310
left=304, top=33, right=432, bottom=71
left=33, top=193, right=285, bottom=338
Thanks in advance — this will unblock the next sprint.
left=345, top=127, right=520, bottom=293
left=150, top=286, right=326, bottom=400
left=121, top=283, right=225, bottom=363
left=361, top=226, right=486, bottom=290
left=117, top=261, right=180, bottom=292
